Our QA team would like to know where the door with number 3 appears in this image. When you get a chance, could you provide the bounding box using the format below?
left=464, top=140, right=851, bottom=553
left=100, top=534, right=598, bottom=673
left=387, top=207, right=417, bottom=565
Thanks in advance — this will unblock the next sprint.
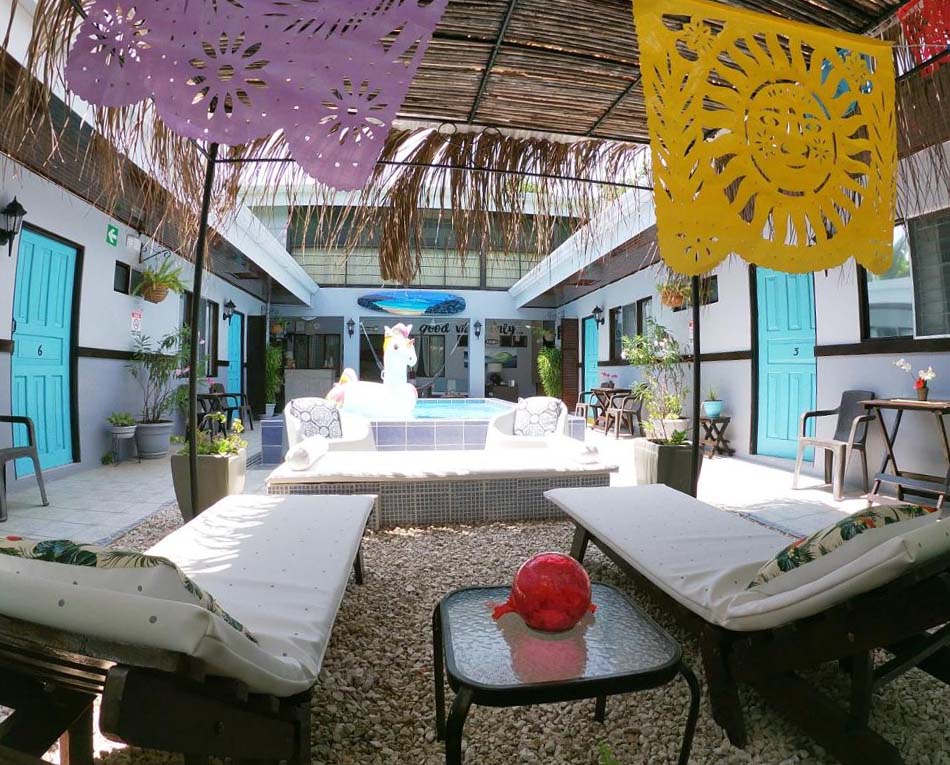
left=11, top=229, right=78, bottom=474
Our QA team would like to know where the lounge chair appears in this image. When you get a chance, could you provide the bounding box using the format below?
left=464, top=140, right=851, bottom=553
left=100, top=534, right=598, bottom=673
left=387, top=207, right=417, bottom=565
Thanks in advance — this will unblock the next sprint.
left=546, top=484, right=950, bottom=765
left=0, top=415, right=50, bottom=523
left=793, top=389, right=875, bottom=500
left=485, top=396, right=569, bottom=449
left=0, top=493, right=373, bottom=763
left=285, top=397, right=375, bottom=452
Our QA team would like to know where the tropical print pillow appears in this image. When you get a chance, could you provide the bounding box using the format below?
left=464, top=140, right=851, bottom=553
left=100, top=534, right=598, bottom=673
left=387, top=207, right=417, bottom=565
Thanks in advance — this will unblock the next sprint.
left=0, top=536, right=256, bottom=642
left=512, top=397, right=562, bottom=437
left=748, top=504, right=935, bottom=589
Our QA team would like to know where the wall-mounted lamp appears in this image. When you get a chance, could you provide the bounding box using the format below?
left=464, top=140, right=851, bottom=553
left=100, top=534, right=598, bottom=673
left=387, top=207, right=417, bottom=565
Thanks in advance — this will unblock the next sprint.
left=592, top=306, right=605, bottom=326
left=223, top=299, right=237, bottom=323
left=347, top=318, right=356, bottom=337
left=0, top=198, right=27, bottom=257
left=473, top=320, right=482, bottom=339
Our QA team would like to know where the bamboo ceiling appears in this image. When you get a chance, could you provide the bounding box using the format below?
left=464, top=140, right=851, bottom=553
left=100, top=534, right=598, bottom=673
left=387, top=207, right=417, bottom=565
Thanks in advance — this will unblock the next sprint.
left=402, top=0, right=906, bottom=144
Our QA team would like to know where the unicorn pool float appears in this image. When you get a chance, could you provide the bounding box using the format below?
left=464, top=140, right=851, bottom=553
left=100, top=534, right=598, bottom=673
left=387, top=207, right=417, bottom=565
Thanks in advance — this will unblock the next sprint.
left=327, top=323, right=418, bottom=419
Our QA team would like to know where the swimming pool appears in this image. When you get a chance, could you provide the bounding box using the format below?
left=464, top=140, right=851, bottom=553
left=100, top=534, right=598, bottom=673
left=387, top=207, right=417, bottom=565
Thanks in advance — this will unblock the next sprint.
left=411, top=398, right=512, bottom=420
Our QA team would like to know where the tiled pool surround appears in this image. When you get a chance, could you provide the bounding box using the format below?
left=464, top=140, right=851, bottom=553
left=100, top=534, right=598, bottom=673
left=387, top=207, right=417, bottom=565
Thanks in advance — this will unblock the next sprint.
left=261, top=399, right=586, bottom=464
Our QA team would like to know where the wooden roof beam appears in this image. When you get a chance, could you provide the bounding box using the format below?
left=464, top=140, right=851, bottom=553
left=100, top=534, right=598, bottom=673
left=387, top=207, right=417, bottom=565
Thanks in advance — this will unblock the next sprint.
left=586, top=74, right=642, bottom=137
left=468, top=0, right=520, bottom=124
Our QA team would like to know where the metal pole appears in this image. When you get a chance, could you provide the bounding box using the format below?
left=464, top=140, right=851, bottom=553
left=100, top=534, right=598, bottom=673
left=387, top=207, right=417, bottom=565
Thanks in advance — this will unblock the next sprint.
left=690, top=275, right=701, bottom=497
left=188, top=142, right=219, bottom=518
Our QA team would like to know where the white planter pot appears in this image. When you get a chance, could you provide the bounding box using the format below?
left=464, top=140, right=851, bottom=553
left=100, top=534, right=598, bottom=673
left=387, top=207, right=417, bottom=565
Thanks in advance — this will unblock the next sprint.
left=171, top=448, right=247, bottom=522
left=108, top=425, right=137, bottom=439
left=645, top=418, right=689, bottom=440
left=265, top=403, right=276, bottom=418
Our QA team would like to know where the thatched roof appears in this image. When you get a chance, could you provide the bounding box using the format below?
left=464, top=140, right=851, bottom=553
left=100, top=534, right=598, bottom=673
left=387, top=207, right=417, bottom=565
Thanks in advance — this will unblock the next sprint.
left=402, top=0, right=906, bottom=144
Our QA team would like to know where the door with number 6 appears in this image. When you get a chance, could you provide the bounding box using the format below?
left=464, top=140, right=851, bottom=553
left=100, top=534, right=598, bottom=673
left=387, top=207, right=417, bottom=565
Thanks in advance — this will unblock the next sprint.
left=11, top=228, right=78, bottom=474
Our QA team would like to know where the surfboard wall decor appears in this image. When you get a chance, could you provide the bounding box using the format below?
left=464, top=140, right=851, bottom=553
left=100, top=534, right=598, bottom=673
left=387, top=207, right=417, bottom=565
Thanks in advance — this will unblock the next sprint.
left=357, top=290, right=466, bottom=316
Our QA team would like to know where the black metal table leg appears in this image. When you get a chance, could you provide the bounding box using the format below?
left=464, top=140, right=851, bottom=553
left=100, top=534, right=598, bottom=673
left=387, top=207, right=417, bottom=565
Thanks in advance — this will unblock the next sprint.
left=570, top=525, right=590, bottom=562
left=433, top=606, right=446, bottom=741
left=677, top=663, right=701, bottom=765
left=353, top=545, right=365, bottom=585
left=594, top=695, right=606, bottom=722
left=445, top=687, right=474, bottom=765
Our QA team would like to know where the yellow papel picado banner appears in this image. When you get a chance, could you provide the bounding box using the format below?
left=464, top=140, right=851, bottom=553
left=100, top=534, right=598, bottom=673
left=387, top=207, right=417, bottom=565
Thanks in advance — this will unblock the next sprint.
left=633, top=0, right=897, bottom=275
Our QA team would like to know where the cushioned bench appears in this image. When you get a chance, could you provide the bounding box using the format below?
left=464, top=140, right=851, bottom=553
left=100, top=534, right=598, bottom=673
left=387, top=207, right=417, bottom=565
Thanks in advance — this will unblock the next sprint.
left=266, top=445, right=616, bottom=528
left=546, top=484, right=950, bottom=765
left=0, top=493, right=374, bottom=763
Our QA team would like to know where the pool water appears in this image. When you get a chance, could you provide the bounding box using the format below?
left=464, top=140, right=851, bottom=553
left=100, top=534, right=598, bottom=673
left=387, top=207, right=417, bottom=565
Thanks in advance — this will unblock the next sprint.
left=412, top=398, right=511, bottom=420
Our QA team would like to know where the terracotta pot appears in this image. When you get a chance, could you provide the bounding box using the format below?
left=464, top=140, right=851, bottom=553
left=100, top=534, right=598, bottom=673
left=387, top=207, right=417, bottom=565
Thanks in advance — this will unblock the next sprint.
left=918, top=386, right=929, bottom=401
left=171, top=448, right=247, bottom=522
left=141, top=284, right=169, bottom=304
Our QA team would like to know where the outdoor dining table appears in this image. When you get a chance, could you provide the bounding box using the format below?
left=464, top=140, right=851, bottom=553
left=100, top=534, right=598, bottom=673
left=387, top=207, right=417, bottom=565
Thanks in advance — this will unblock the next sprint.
left=862, top=398, right=950, bottom=510
left=590, top=387, right=631, bottom=427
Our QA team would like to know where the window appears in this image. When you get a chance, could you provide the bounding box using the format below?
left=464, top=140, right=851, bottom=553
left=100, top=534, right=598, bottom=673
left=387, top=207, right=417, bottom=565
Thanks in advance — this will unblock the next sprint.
left=609, top=296, right=653, bottom=359
left=113, top=261, right=131, bottom=294
left=181, top=292, right=219, bottom=376
left=292, top=333, right=342, bottom=372
left=909, top=210, right=950, bottom=337
left=861, top=224, right=914, bottom=339
left=417, top=335, right=446, bottom=378
left=671, top=276, right=718, bottom=312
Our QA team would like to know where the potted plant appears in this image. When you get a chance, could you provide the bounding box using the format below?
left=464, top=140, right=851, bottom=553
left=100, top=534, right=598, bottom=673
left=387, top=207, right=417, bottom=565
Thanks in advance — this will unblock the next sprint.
left=703, top=388, right=723, bottom=417
left=133, top=258, right=187, bottom=304
left=106, top=411, right=137, bottom=439
left=536, top=346, right=562, bottom=398
left=657, top=277, right=690, bottom=309
left=171, top=413, right=247, bottom=521
left=127, top=327, right=191, bottom=458
left=894, top=358, right=936, bottom=401
left=623, top=319, right=696, bottom=494
left=264, top=343, right=283, bottom=417
left=599, top=371, right=618, bottom=389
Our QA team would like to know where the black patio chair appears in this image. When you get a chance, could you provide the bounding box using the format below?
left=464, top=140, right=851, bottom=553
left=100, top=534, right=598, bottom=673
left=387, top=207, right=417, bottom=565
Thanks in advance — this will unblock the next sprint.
left=793, top=389, right=875, bottom=500
left=0, top=415, right=50, bottom=523
left=208, top=382, right=254, bottom=431
left=603, top=394, right=645, bottom=438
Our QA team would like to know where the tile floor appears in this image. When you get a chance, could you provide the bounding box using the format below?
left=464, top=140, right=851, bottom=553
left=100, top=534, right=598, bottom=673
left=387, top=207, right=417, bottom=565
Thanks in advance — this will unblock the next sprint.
left=2, top=423, right=885, bottom=545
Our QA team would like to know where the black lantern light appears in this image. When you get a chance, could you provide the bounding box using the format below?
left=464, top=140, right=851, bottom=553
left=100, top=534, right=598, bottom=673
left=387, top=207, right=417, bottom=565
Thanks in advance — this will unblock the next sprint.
left=592, top=306, right=605, bottom=326
left=223, top=298, right=237, bottom=322
left=473, top=320, right=482, bottom=339
left=347, top=318, right=356, bottom=337
left=0, top=198, right=27, bottom=257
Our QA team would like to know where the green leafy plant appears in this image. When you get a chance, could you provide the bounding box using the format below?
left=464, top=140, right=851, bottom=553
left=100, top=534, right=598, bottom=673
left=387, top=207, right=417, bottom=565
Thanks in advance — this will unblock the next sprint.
left=598, top=743, right=620, bottom=765
left=622, top=319, right=690, bottom=443
left=705, top=387, right=719, bottom=401
left=100, top=451, right=115, bottom=465
left=657, top=276, right=691, bottom=308
left=133, top=258, right=186, bottom=298
left=172, top=413, right=247, bottom=456
left=107, top=412, right=136, bottom=427
left=669, top=429, right=688, bottom=445
left=265, top=343, right=283, bottom=404
left=536, top=346, right=563, bottom=398
left=127, top=327, right=192, bottom=423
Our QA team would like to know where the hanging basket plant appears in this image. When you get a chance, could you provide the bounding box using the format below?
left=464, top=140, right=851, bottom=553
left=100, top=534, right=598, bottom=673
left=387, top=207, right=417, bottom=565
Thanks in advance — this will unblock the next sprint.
left=658, top=279, right=690, bottom=309
left=134, top=259, right=187, bottom=305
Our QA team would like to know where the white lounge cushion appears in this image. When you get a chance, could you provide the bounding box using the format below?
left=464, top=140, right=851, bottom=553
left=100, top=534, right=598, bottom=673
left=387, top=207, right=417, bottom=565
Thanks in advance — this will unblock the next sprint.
left=286, top=435, right=329, bottom=470
left=267, top=448, right=616, bottom=486
left=545, top=484, right=950, bottom=632
left=0, top=494, right=373, bottom=697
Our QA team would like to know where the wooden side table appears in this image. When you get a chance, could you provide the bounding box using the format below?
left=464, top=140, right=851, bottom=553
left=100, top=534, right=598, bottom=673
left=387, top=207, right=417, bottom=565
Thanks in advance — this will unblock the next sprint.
left=699, top=416, right=735, bottom=457
left=432, top=584, right=700, bottom=764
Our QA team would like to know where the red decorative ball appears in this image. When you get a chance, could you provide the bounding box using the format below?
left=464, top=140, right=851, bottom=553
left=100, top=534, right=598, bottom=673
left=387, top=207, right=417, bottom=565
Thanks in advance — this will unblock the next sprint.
left=492, top=552, right=596, bottom=632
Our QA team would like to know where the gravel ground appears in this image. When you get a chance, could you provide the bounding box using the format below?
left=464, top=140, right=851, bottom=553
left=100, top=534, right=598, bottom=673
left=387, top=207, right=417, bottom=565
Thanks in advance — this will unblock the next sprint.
left=88, top=514, right=950, bottom=765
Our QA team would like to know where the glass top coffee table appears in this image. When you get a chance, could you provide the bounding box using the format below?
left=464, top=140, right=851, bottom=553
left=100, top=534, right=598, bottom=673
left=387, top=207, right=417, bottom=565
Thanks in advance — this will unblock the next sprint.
left=432, top=583, right=700, bottom=764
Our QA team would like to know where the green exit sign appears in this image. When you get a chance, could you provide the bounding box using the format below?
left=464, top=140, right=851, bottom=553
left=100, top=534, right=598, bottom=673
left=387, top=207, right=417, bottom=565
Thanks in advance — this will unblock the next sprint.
left=106, top=223, right=119, bottom=247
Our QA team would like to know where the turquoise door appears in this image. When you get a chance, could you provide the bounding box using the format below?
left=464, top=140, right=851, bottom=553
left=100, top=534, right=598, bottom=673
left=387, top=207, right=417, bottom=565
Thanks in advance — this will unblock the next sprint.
left=227, top=312, right=243, bottom=394
left=582, top=316, right=600, bottom=392
left=11, top=229, right=78, bottom=475
left=756, top=267, right=817, bottom=459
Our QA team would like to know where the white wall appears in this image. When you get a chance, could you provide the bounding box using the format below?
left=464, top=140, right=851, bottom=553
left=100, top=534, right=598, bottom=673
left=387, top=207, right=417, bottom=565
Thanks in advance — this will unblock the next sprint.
left=0, top=157, right=265, bottom=484
left=273, top=288, right=554, bottom=396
